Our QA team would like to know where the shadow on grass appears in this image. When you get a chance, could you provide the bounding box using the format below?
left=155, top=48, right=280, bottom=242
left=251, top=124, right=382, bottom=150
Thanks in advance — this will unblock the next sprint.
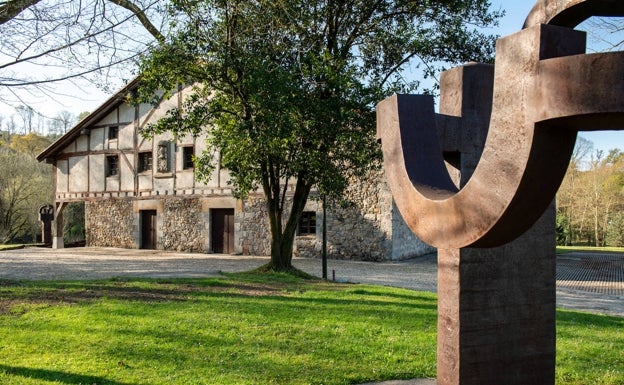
left=0, top=278, right=438, bottom=311
left=0, top=364, right=134, bottom=385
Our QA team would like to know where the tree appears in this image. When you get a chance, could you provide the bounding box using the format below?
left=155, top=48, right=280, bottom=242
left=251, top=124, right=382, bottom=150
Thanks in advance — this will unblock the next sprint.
left=14, top=105, right=35, bottom=134
left=582, top=17, right=624, bottom=52
left=0, top=0, right=167, bottom=109
left=48, top=110, right=76, bottom=136
left=137, top=0, right=502, bottom=270
left=557, top=136, right=594, bottom=245
left=557, top=141, right=624, bottom=246
left=0, top=138, right=54, bottom=244
left=8, top=131, right=52, bottom=155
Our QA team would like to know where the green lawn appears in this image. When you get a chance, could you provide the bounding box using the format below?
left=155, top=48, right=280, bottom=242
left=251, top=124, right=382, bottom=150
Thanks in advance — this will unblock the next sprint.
left=0, top=274, right=622, bottom=385
left=557, top=245, right=624, bottom=254
left=0, top=244, right=26, bottom=251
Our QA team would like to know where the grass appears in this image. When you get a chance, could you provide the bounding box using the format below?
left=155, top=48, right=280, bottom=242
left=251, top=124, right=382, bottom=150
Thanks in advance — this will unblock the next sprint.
left=0, top=274, right=622, bottom=385
left=557, top=245, right=624, bottom=254
left=0, top=244, right=26, bottom=251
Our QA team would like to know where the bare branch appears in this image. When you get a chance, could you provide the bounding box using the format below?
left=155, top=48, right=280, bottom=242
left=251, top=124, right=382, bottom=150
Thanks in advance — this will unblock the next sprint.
left=108, top=0, right=164, bottom=42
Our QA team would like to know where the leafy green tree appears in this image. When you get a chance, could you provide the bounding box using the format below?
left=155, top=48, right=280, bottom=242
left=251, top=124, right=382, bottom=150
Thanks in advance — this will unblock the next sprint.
left=606, top=212, right=624, bottom=247
left=137, top=0, right=502, bottom=270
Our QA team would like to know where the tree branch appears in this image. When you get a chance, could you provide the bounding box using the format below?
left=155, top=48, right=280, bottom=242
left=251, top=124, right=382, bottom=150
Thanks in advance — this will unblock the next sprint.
left=0, top=0, right=41, bottom=25
left=107, top=0, right=164, bottom=42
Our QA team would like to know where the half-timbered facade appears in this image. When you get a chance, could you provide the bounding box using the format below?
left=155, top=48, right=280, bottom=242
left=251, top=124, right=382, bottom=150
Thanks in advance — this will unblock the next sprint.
left=38, top=79, right=433, bottom=260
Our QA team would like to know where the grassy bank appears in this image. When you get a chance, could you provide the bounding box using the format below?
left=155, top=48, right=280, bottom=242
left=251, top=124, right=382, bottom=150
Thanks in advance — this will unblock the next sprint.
left=0, top=274, right=622, bottom=385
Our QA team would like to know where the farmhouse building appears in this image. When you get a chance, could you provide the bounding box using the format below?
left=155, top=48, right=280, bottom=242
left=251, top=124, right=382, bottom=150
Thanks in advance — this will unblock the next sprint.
left=37, top=79, right=433, bottom=261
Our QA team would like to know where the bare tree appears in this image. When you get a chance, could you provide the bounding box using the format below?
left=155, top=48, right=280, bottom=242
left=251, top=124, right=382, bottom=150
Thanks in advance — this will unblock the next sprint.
left=14, top=104, right=34, bottom=133
left=581, top=16, right=624, bottom=52
left=0, top=0, right=167, bottom=110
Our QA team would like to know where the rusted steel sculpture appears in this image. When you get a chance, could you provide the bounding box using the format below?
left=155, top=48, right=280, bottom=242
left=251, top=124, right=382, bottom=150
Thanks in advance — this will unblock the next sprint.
left=377, top=1, right=624, bottom=384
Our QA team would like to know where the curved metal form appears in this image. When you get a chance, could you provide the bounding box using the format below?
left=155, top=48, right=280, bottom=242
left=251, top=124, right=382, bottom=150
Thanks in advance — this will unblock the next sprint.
left=377, top=0, right=624, bottom=249
left=524, top=0, right=624, bottom=28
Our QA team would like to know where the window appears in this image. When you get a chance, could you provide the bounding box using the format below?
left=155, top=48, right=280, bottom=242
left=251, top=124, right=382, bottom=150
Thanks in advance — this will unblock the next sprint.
left=108, top=126, right=119, bottom=140
left=138, top=152, right=153, bottom=173
left=298, top=211, right=317, bottom=235
left=106, top=155, right=119, bottom=177
left=182, top=146, right=194, bottom=169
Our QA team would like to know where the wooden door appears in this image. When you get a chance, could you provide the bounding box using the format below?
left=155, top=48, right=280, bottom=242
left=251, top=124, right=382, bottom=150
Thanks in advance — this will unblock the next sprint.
left=212, top=209, right=234, bottom=254
left=141, top=210, right=157, bottom=249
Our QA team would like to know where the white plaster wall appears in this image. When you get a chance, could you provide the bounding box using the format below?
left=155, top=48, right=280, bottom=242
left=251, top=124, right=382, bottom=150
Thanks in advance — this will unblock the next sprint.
left=120, top=153, right=134, bottom=191
left=153, top=177, right=174, bottom=194
left=62, top=143, right=75, bottom=154
left=56, top=160, right=69, bottom=193
left=100, top=109, right=118, bottom=125
left=106, top=176, right=120, bottom=192
left=90, top=127, right=105, bottom=151
left=138, top=137, right=153, bottom=151
left=220, top=169, right=232, bottom=188
left=89, top=154, right=105, bottom=192
left=138, top=102, right=153, bottom=121
left=177, top=171, right=194, bottom=190
left=118, top=123, right=134, bottom=151
left=75, top=135, right=89, bottom=152
left=138, top=174, right=153, bottom=191
left=142, top=92, right=178, bottom=127
left=118, top=104, right=135, bottom=123
left=68, top=156, right=89, bottom=192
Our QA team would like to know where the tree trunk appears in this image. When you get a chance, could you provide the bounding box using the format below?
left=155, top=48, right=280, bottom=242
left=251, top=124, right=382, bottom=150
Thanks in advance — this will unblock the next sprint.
left=265, top=172, right=312, bottom=271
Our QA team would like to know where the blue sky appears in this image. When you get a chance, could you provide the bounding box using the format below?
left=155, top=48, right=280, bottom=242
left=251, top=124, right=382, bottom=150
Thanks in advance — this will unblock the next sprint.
left=2, top=1, right=623, bottom=153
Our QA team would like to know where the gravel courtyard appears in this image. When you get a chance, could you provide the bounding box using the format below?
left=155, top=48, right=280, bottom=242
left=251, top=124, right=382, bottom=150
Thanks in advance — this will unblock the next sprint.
left=0, top=246, right=622, bottom=317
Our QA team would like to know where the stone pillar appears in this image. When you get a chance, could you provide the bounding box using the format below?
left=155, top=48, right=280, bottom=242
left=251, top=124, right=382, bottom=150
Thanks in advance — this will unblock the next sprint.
left=52, top=202, right=66, bottom=249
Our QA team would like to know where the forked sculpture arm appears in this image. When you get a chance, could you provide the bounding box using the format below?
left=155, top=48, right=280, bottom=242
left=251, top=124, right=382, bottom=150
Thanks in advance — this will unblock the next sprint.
left=377, top=1, right=624, bottom=249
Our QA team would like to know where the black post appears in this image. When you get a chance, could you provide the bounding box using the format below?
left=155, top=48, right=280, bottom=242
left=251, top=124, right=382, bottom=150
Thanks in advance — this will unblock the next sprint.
left=322, top=195, right=327, bottom=280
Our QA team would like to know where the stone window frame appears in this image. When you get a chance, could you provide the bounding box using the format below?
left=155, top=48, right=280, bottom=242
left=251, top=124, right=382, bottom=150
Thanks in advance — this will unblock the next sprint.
left=138, top=151, right=153, bottom=173
left=106, top=155, right=119, bottom=177
left=298, top=211, right=317, bottom=236
left=182, top=146, right=194, bottom=170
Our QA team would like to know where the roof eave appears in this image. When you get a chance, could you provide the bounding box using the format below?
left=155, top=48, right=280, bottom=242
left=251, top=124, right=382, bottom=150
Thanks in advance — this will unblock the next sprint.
left=36, top=77, right=142, bottom=163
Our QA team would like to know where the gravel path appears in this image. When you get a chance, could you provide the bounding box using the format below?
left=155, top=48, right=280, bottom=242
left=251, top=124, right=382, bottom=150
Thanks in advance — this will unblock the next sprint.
left=0, top=247, right=622, bottom=318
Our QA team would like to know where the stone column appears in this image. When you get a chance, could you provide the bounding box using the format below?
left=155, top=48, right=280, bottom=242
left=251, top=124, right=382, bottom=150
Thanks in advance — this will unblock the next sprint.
left=52, top=202, right=66, bottom=249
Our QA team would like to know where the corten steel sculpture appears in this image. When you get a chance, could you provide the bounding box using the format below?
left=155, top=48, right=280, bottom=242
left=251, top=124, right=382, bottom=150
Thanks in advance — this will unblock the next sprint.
left=377, top=1, right=624, bottom=384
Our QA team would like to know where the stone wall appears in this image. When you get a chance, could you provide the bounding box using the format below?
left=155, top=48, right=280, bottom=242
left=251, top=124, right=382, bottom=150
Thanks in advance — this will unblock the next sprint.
left=161, top=197, right=207, bottom=252
left=321, top=169, right=393, bottom=261
left=238, top=196, right=271, bottom=255
left=85, top=199, right=135, bottom=248
left=299, top=170, right=433, bottom=261
left=82, top=177, right=433, bottom=260
left=391, top=201, right=435, bottom=259
left=237, top=169, right=433, bottom=261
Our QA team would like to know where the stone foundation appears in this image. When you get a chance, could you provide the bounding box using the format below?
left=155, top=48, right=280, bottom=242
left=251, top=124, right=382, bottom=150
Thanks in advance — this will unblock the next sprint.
left=85, top=199, right=135, bottom=248
left=82, top=172, right=434, bottom=260
left=161, top=197, right=207, bottom=252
